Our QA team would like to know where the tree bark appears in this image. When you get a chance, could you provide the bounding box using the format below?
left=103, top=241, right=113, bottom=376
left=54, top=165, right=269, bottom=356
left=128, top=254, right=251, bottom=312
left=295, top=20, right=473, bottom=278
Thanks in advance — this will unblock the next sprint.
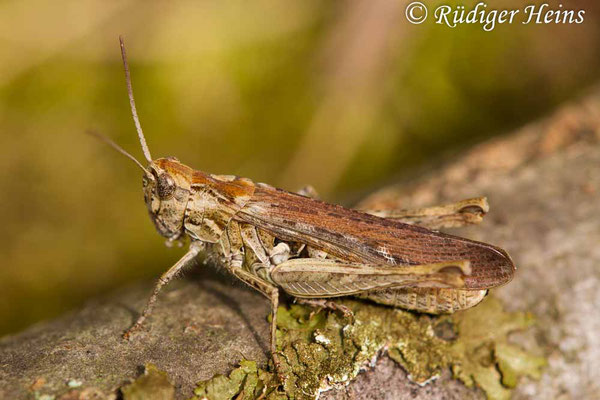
left=2, top=87, right=600, bottom=400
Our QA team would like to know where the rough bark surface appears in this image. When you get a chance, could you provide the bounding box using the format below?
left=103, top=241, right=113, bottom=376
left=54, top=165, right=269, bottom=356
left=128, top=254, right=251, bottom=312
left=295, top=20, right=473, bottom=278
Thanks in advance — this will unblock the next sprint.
left=2, top=87, right=600, bottom=399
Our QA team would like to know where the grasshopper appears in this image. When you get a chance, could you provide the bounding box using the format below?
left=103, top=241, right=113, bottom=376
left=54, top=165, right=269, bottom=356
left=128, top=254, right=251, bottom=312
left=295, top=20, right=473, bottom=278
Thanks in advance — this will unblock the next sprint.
left=93, top=37, right=515, bottom=369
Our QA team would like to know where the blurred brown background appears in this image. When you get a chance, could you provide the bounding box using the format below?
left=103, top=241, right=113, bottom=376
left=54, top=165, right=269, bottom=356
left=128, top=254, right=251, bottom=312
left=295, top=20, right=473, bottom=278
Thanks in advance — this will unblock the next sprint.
left=1, top=0, right=599, bottom=336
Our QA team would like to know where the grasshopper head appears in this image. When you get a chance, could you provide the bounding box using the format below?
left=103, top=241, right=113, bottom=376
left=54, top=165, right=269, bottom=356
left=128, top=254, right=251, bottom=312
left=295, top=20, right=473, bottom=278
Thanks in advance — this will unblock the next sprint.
left=92, top=37, right=196, bottom=241
left=144, top=158, right=193, bottom=240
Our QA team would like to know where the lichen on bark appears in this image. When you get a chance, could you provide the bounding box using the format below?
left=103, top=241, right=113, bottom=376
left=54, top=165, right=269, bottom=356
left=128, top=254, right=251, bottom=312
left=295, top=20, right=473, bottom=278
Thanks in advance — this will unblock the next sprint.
left=191, top=296, right=545, bottom=400
left=121, top=363, right=175, bottom=400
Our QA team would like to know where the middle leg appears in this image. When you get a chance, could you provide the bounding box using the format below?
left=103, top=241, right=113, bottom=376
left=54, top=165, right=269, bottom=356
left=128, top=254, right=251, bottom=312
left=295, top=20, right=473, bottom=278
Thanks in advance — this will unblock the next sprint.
left=226, top=267, right=282, bottom=370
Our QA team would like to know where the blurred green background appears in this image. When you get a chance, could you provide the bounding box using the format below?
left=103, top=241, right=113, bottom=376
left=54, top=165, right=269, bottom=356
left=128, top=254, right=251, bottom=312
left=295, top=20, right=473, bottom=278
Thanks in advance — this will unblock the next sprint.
left=1, top=0, right=599, bottom=336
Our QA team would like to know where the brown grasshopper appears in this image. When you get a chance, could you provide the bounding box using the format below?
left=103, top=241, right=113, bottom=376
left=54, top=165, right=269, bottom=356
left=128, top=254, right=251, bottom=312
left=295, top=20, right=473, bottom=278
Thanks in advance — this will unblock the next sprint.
left=93, top=37, right=515, bottom=368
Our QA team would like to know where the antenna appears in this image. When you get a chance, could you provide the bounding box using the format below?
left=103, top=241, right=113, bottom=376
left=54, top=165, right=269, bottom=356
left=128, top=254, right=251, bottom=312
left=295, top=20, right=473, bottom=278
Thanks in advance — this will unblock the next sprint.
left=87, top=130, right=153, bottom=177
left=119, top=35, right=153, bottom=163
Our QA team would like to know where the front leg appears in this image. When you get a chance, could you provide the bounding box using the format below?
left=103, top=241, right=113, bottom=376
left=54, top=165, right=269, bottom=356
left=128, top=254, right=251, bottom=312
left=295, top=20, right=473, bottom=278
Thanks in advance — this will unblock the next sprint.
left=123, top=241, right=204, bottom=340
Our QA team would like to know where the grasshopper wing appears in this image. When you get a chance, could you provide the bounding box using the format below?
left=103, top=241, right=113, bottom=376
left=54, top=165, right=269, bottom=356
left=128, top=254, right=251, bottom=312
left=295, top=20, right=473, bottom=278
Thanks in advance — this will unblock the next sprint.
left=235, top=185, right=515, bottom=290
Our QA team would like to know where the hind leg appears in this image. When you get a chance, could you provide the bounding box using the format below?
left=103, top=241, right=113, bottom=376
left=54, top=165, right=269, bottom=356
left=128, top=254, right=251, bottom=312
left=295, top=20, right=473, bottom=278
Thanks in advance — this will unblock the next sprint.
left=361, top=197, right=489, bottom=229
left=298, top=186, right=488, bottom=230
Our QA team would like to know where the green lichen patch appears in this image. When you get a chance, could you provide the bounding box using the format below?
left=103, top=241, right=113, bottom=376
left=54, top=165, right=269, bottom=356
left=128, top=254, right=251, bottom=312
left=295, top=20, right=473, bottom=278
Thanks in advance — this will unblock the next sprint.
left=34, top=394, right=55, bottom=400
left=121, top=363, right=175, bottom=400
left=447, top=298, right=546, bottom=400
left=192, top=360, right=284, bottom=400
left=191, top=296, right=545, bottom=400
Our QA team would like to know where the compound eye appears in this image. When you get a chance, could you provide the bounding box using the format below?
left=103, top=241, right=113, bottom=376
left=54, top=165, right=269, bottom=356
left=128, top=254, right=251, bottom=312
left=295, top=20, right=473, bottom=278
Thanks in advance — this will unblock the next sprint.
left=157, top=173, right=176, bottom=199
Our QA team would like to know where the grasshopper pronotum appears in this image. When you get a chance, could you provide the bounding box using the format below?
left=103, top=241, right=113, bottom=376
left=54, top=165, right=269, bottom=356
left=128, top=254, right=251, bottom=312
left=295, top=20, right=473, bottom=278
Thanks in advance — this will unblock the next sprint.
left=92, top=37, right=515, bottom=370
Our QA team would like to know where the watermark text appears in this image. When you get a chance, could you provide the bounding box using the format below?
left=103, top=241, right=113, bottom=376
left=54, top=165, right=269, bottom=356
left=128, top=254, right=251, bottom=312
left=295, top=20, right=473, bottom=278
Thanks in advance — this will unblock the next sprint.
left=405, top=2, right=585, bottom=31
